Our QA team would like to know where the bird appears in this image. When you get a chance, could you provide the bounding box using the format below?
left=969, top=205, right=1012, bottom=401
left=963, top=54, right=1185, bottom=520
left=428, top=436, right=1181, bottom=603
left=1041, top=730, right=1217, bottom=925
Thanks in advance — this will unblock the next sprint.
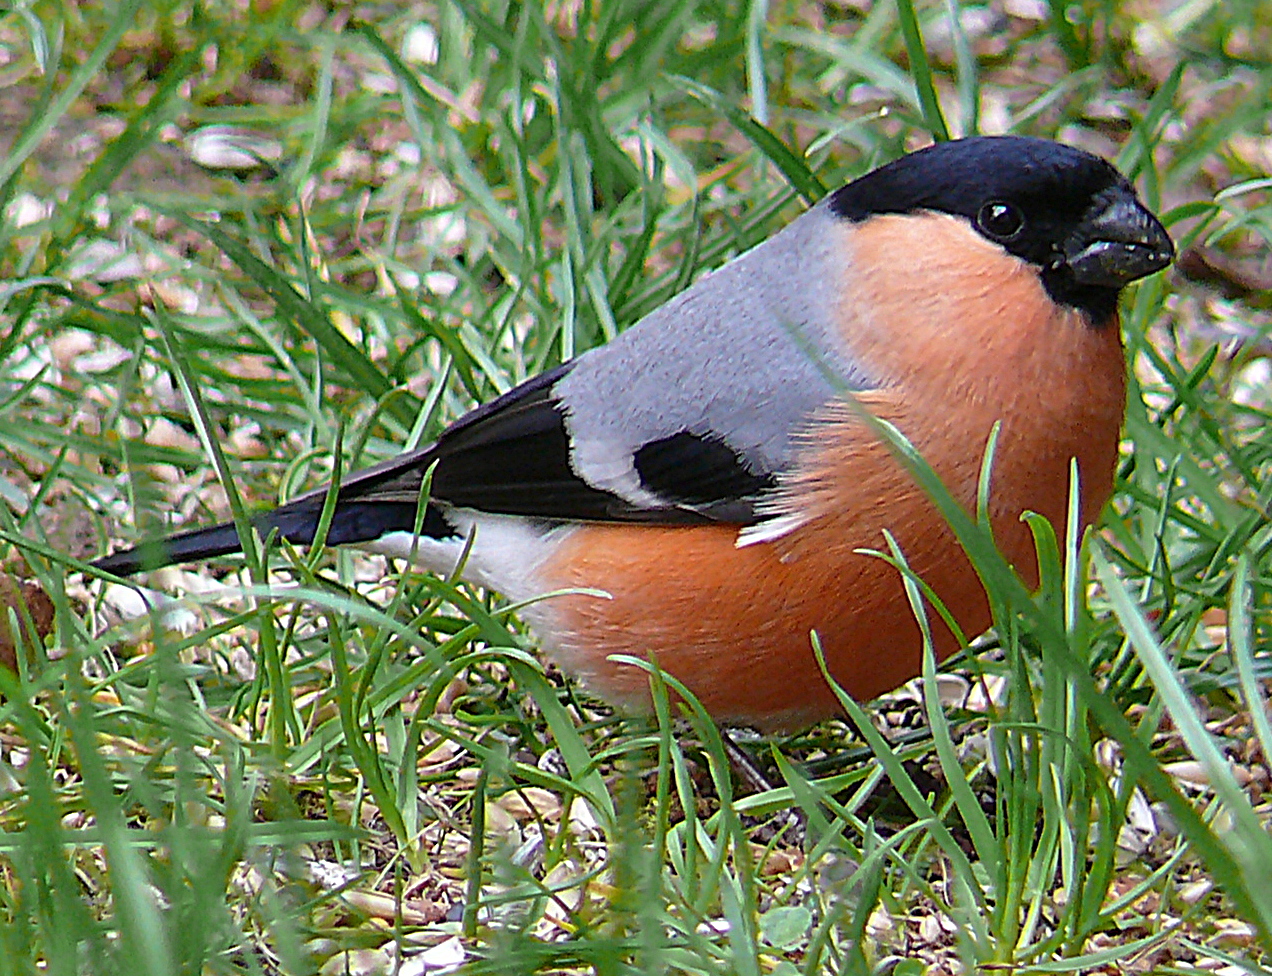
left=93, top=135, right=1174, bottom=731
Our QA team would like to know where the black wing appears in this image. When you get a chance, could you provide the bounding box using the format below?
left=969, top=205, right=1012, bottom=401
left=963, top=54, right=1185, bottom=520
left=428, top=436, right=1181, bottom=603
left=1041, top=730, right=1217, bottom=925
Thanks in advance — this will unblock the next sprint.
left=326, top=363, right=772, bottom=524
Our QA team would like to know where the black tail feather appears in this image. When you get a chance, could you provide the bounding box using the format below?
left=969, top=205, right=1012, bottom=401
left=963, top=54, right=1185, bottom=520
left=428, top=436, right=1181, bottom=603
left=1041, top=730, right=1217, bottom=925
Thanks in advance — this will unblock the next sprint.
left=91, top=501, right=456, bottom=577
left=92, top=522, right=249, bottom=576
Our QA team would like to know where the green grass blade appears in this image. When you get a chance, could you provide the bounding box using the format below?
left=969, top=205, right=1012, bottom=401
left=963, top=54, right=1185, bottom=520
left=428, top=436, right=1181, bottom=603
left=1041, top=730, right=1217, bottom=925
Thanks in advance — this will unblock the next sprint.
left=894, top=0, right=950, bottom=141
left=0, top=0, right=144, bottom=189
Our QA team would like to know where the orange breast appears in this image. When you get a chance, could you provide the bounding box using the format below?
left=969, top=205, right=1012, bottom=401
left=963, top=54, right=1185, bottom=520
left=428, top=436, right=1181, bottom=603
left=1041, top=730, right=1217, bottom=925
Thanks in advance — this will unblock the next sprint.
left=527, top=214, right=1127, bottom=729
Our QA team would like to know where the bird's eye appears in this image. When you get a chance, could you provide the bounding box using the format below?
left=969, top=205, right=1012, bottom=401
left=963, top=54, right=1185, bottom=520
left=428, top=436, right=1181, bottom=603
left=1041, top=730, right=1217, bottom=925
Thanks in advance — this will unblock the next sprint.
left=976, top=201, right=1025, bottom=241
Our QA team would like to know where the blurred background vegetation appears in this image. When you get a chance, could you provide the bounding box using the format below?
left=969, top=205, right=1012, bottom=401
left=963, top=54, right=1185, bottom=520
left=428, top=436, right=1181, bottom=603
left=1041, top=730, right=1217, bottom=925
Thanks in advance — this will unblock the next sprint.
left=0, top=0, right=1270, bottom=973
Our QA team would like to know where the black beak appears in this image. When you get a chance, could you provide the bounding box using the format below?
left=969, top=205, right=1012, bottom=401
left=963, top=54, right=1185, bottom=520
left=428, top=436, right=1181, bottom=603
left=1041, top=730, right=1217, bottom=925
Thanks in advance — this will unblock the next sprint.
left=1062, top=187, right=1174, bottom=288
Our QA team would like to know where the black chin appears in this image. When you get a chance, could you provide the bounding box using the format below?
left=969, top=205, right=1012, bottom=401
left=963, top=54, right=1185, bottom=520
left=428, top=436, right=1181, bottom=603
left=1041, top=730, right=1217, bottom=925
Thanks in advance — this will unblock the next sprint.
left=1040, top=265, right=1122, bottom=323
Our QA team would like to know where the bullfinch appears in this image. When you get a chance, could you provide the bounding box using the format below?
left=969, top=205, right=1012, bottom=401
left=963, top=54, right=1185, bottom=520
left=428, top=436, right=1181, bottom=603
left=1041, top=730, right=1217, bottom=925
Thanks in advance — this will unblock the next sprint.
left=93, top=135, right=1174, bottom=730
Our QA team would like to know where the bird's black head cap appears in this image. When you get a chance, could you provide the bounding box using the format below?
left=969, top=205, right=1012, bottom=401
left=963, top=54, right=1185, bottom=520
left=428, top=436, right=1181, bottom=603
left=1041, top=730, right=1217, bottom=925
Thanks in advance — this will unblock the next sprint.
left=829, top=136, right=1173, bottom=321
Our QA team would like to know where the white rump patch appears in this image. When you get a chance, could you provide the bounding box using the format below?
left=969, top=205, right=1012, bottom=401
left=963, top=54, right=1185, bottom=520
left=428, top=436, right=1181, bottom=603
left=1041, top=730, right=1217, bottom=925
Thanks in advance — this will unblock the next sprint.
left=361, top=508, right=575, bottom=603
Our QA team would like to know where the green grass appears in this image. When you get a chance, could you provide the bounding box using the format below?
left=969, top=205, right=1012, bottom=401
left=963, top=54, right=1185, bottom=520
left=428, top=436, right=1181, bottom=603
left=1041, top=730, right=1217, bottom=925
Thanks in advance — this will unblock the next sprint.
left=1, top=0, right=1271, bottom=973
